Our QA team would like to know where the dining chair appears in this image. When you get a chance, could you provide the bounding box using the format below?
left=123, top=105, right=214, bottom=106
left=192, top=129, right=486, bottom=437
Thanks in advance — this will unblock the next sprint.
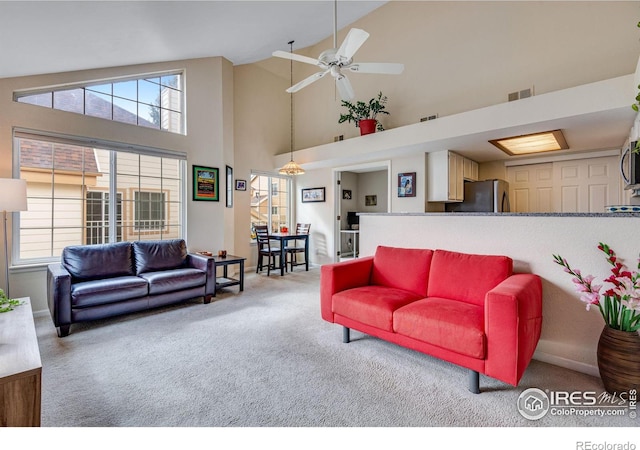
left=285, top=223, right=310, bottom=272
left=254, top=225, right=280, bottom=275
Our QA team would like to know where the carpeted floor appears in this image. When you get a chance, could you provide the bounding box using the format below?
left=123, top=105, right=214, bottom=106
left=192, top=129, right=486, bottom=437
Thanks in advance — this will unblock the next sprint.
left=34, top=267, right=637, bottom=428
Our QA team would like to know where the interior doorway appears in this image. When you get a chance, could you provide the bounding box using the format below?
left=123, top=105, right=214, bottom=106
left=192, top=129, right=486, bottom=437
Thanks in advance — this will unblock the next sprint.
left=333, top=161, right=392, bottom=262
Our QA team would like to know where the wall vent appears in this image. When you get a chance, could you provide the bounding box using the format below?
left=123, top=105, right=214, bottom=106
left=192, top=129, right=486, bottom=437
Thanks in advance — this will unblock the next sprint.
left=334, top=135, right=344, bottom=142
left=420, top=114, right=438, bottom=122
left=508, top=87, right=534, bottom=102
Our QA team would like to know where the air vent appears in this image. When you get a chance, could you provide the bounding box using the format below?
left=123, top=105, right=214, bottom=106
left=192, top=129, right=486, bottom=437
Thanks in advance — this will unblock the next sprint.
left=508, top=87, right=534, bottom=102
left=334, top=135, right=344, bottom=142
left=420, top=114, right=438, bottom=122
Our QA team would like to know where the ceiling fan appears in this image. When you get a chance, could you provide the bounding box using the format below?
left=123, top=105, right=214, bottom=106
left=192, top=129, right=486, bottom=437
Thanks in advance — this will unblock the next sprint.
left=272, top=2, right=404, bottom=101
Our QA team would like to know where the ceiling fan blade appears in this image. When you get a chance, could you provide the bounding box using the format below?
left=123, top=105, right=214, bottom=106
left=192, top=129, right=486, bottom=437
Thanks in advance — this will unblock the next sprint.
left=335, top=75, right=355, bottom=101
left=272, top=50, right=321, bottom=67
left=346, top=62, right=405, bottom=75
left=286, top=70, right=329, bottom=93
left=336, top=28, right=370, bottom=61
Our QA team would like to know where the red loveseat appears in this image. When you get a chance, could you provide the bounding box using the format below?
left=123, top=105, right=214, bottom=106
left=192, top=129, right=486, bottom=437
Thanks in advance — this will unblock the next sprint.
left=320, top=246, right=542, bottom=393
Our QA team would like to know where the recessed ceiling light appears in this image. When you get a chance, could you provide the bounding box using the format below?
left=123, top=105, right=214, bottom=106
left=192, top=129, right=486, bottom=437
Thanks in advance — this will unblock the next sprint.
left=489, top=129, right=568, bottom=156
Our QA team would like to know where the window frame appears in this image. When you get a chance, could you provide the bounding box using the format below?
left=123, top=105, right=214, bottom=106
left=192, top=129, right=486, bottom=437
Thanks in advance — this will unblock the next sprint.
left=250, top=171, right=293, bottom=237
left=12, top=129, right=187, bottom=266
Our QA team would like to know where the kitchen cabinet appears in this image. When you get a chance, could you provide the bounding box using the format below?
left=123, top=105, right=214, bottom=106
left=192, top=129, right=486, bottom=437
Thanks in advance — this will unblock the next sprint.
left=463, top=157, right=479, bottom=181
left=428, top=150, right=476, bottom=202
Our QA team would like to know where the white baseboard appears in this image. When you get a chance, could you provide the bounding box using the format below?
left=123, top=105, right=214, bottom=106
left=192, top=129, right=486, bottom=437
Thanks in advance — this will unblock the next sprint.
left=533, top=349, right=600, bottom=378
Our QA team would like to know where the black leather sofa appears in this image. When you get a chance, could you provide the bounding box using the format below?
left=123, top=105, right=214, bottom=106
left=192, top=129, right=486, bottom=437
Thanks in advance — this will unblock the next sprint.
left=47, top=239, right=215, bottom=337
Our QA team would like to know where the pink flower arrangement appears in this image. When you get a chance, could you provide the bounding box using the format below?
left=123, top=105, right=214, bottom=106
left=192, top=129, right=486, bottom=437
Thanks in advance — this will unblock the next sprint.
left=553, top=243, right=640, bottom=332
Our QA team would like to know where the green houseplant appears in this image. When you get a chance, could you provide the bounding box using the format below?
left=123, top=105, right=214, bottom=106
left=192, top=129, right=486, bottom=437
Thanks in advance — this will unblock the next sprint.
left=338, top=91, right=389, bottom=135
left=0, top=288, right=23, bottom=313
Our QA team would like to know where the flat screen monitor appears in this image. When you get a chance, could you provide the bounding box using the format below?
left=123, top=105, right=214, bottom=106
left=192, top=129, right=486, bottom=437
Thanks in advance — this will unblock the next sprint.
left=347, top=211, right=359, bottom=226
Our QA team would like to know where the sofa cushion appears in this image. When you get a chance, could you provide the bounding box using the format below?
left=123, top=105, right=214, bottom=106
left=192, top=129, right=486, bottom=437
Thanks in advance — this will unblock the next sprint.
left=139, top=268, right=206, bottom=295
left=133, top=239, right=187, bottom=275
left=332, top=285, right=423, bottom=331
left=371, top=246, right=433, bottom=297
left=393, top=297, right=486, bottom=359
left=427, top=249, right=512, bottom=306
left=62, top=242, right=134, bottom=281
left=71, top=276, right=149, bottom=308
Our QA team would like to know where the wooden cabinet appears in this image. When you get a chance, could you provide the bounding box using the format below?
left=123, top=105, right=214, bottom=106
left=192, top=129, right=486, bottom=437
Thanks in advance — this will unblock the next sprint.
left=463, top=157, right=479, bottom=181
left=428, top=150, right=477, bottom=202
left=0, top=298, right=41, bottom=427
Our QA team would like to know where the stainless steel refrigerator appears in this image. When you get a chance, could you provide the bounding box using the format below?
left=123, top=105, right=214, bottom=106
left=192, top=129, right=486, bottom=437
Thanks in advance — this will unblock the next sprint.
left=445, top=179, right=511, bottom=212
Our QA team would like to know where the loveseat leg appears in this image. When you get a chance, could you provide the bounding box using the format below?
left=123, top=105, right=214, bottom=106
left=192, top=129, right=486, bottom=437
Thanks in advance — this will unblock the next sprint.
left=57, top=325, right=71, bottom=338
left=469, top=370, right=480, bottom=394
left=204, top=294, right=212, bottom=304
left=343, top=327, right=350, bottom=343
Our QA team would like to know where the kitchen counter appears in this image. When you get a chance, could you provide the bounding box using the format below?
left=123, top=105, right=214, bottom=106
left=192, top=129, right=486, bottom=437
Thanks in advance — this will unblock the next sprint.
left=358, top=212, right=640, bottom=218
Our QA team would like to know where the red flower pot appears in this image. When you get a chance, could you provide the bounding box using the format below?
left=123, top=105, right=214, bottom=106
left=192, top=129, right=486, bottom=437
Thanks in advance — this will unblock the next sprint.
left=358, top=119, right=377, bottom=136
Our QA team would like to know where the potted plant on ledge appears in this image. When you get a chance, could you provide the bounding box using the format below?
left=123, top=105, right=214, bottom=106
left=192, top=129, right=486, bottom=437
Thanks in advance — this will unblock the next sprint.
left=553, top=243, right=640, bottom=394
left=338, top=91, right=389, bottom=136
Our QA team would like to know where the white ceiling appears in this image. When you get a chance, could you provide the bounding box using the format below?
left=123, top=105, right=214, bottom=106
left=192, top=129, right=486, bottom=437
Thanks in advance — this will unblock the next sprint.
left=0, top=0, right=386, bottom=79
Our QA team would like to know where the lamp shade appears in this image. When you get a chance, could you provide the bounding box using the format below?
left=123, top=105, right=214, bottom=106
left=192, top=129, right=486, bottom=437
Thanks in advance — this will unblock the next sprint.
left=0, top=178, right=27, bottom=212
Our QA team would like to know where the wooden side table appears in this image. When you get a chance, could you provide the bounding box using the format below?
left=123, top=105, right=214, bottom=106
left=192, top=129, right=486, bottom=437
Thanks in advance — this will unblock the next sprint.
left=213, top=255, right=246, bottom=296
left=0, top=297, right=42, bottom=427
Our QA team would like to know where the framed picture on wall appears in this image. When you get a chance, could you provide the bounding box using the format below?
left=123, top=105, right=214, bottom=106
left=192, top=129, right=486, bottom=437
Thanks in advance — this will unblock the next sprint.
left=235, top=179, right=247, bottom=191
left=302, top=187, right=325, bottom=203
left=398, top=172, right=416, bottom=197
left=193, top=165, right=219, bottom=201
left=342, top=189, right=352, bottom=200
left=365, top=195, right=377, bottom=206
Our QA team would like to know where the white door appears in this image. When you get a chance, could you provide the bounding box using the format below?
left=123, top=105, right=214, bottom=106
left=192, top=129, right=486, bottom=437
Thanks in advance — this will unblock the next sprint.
left=507, top=163, right=554, bottom=212
left=506, top=156, right=620, bottom=213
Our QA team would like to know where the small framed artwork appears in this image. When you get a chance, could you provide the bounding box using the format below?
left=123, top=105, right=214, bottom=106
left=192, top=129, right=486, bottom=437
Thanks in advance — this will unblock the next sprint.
left=193, top=165, right=219, bottom=201
left=226, top=165, right=233, bottom=208
left=365, top=195, right=377, bottom=206
left=398, top=172, right=416, bottom=197
left=235, top=179, right=247, bottom=191
left=342, top=189, right=352, bottom=200
left=302, top=187, right=326, bottom=203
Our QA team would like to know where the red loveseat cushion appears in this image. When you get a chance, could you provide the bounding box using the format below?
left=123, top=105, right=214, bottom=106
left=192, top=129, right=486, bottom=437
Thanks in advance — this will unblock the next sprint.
left=393, top=297, right=485, bottom=359
left=333, top=285, right=423, bottom=331
left=371, top=246, right=433, bottom=297
left=427, top=249, right=512, bottom=306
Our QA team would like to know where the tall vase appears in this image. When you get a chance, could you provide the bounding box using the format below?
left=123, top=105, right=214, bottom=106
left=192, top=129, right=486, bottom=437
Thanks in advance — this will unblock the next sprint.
left=596, top=326, right=640, bottom=394
left=358, top=119, right=377, bottom=136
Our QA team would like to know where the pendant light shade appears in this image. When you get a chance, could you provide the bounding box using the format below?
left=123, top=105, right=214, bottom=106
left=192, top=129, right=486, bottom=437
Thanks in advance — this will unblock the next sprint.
left=279, top=40, right=305, bottom=176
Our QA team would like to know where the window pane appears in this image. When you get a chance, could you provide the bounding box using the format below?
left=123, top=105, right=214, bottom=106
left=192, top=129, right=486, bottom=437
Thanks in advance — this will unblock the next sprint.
left=113, top=80, right=137, bottom=101
left=113, top=97, right=138, bottom=124
left=161, top=109, right=182, bottom=133
left=140, top=154, right=162, bottom=178
left=87, top=83, right=112, bottom=95
left=53, top=89, right=84, bottom=113
left=139, top=104, right=160, bottom=129
left=17, top=93, right=52, bottom=107
left=85, top=91, right=113, bottom=120
left=161, top=74, right=180, bottom=89
left=138, top=79, right=160, bottom=106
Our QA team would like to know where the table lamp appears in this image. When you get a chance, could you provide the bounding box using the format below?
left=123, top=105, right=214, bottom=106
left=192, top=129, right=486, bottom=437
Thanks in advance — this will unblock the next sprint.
left=0, top=178, right=27, bottom=298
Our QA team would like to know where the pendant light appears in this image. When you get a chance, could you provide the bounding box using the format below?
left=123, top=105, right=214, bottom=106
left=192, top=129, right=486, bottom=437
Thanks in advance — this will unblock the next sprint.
left=279, top=40, right=305, bottom=176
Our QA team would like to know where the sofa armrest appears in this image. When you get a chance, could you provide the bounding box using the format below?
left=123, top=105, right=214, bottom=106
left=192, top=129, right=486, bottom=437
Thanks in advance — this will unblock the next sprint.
left=47, top=263, right=72, bottom=327
left=484, top=273, right=543, bottom=386
left=320, top=256, right=374, bottom=322
left=187, top=253, right=216, bottom=296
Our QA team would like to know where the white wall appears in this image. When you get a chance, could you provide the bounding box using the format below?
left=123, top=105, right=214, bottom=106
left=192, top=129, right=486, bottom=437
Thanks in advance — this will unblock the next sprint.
left=359, top=213, right=640, bottom=375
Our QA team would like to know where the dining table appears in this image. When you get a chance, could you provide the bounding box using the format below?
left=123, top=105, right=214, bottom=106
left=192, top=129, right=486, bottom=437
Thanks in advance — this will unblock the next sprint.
left=268, top=232, right=310, bottom=276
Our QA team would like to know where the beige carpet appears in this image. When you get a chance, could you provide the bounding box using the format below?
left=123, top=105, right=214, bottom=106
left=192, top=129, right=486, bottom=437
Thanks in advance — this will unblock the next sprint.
left=34, top=267, right=637, bottom=429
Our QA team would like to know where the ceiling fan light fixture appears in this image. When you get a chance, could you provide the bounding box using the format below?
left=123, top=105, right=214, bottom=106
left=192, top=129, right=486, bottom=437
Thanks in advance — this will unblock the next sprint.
left=489, top=129, right=569, bottom=156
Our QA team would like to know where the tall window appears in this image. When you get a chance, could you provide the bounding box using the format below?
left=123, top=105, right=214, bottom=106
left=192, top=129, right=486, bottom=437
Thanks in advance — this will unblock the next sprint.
left=14, top=72, right=184, bottom=134
left=250, top=172, right=291, bottom=235
left=15, top=132, right=186, bottom=264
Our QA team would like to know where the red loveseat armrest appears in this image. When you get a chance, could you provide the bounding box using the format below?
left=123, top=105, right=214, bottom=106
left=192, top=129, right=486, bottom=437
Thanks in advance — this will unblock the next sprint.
left=320, top=256, right=374, bottom=322
left=484, top=273, right=543, bottom=386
